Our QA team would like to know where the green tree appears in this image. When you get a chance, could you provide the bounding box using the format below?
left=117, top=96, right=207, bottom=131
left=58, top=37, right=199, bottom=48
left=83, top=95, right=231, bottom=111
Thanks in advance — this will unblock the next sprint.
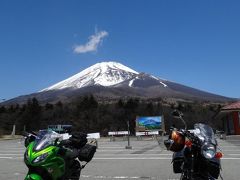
left=20, top=98, right=42, bottom=131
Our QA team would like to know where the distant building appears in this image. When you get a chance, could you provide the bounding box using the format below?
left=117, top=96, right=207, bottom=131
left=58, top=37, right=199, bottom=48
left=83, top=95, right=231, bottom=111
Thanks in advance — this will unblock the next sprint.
left=220, top=102, right=240, bottom=135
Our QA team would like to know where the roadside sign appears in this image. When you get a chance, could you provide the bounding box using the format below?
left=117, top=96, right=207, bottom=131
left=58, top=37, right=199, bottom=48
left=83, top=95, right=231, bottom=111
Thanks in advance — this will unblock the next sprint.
left=136, top=116, right=162, bottom=131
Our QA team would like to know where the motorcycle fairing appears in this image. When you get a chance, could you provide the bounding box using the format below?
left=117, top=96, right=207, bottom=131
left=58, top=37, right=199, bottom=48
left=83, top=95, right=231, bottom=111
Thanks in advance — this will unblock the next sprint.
left=194, top=123, right=217, bottom=145
left=24, top=173, right=43, bottom=180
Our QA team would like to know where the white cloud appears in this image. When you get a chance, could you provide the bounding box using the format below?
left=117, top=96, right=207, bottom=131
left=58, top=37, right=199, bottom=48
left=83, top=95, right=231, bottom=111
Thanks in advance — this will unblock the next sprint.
left=73, top=30, right=108, bottom=54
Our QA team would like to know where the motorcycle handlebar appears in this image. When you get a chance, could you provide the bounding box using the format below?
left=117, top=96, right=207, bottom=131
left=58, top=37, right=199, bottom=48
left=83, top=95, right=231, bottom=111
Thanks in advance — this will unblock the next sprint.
left=183, top=130, right=202, bottom=146
left=22, top=131, right=38, bottom=139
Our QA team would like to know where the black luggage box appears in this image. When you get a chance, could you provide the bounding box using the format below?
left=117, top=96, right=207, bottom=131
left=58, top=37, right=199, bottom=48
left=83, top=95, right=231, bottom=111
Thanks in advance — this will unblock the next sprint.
left=78, top=144, right=97, bottom=162
left=172, top=151, right=184, bottom=173
left=70, top=132, right=87, bottom=149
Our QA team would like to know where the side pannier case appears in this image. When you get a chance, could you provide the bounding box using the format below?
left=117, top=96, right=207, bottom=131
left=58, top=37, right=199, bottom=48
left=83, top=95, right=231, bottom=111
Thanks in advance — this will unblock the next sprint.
left=78, top=144, right=97, bottom=162
left=69, top=132, right=87, bottom=148
left=172, top=150, right=184, bottom=173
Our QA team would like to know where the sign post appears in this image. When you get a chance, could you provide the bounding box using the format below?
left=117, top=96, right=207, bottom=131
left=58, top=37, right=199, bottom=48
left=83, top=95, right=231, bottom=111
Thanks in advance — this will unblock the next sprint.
left=11, top=124, right=16, bottom=137
left=125, top=120, right=132, bottom=149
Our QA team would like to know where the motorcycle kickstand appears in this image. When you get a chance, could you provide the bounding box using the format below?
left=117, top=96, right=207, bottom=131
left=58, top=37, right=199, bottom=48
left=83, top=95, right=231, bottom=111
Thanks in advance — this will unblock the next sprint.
left=81, top=162, right=88, bottom=169
left=219, top=173, right=224, bottom=180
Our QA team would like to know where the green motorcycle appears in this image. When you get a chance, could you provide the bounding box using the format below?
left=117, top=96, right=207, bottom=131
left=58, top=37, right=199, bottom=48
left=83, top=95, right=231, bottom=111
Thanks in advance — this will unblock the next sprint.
left=24, top=130, right=95, bottom=180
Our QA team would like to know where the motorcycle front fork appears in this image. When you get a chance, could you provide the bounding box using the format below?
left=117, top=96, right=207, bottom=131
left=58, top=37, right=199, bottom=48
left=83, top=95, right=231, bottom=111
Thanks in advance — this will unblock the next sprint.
left=180, top=154, right=194, bottom=180
left=190, top=154, right=194, bottom=179
left=180, top=157, right=218, bottom=180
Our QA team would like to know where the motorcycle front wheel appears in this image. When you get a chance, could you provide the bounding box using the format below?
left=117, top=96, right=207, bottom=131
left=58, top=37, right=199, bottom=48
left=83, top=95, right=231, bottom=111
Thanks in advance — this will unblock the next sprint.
left=180, top=173, right=215, bottom=180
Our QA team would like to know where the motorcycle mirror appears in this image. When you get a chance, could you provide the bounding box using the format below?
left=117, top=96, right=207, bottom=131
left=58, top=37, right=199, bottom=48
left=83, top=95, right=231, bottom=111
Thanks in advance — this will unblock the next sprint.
left=164, top=139, right=173, bottom=150
left=30, top=131, right=38, bottom=135
left=172, top=110, right=183, bottom=118
left=172, top=110, right=187, bottom=130
left=24, top=134, right=36, bottom=147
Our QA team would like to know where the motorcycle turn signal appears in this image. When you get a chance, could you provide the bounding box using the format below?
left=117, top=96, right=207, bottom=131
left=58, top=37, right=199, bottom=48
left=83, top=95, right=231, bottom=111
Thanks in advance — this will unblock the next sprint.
left=185, top=140, right=192, bottom=148
left=215, top=152, right=223, bottom=159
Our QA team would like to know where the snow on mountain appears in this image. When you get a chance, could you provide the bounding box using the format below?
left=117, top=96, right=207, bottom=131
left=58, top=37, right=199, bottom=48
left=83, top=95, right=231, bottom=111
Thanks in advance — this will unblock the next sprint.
left=129, top=79, right=135, bottom=87
left=41, top=61, right=139, bottom=91
left=123, top=73, right=168, bottom=89
left=150, top=75, right=167, bottom=87
left=2, top=61, right=234, bottom=105
left=160, top=81, right=168, bottom=87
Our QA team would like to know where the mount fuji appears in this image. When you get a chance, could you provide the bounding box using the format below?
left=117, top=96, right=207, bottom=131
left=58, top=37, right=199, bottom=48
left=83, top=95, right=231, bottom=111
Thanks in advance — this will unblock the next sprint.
left=41, top=62, right=140, bottom=91
left=3, top=61, right=233, bottom=104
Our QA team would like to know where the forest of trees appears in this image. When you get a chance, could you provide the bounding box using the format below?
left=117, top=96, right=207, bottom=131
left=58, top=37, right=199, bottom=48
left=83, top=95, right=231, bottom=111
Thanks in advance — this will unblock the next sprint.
left=0, top=95, right=223, bottom=136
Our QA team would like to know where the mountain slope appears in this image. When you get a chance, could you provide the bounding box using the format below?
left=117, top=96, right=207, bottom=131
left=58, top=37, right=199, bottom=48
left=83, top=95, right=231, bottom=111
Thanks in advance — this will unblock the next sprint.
left=2, top=61, right=234, bottom=105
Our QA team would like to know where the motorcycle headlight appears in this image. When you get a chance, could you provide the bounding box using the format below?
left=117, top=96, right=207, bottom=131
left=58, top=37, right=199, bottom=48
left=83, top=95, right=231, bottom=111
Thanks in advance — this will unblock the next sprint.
left=33, top=153, right=48, bottom=163
left=201, top=144, right=216, bottom=159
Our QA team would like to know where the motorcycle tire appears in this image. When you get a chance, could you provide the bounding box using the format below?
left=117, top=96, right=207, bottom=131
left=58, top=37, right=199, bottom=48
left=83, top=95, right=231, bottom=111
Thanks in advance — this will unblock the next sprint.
left=173, top=160, right=183, bottom=173
left=67, top=160, right=81, bottom=180
left=180, top=174, right=215, bottom=180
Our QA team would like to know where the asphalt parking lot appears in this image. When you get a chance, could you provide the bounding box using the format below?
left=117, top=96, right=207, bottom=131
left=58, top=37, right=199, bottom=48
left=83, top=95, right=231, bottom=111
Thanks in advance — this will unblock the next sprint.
left=0, top=136, right=239, bottom=180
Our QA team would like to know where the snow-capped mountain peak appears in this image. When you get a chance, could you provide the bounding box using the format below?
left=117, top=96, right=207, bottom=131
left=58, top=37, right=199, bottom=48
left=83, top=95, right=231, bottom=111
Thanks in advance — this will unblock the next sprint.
left=41, top=61, right=139, bottom=91
left=3, top=61, right=232, bottom=105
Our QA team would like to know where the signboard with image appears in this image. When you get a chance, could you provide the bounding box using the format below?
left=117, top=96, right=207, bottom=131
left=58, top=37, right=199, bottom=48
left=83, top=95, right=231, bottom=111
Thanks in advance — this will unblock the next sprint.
left=136, top=116, right=162, bottom=131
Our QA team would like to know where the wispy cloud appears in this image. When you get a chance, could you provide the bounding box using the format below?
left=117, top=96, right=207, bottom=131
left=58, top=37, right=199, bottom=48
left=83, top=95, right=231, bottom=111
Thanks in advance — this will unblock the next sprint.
left=73, top=30, right=108, bottom=54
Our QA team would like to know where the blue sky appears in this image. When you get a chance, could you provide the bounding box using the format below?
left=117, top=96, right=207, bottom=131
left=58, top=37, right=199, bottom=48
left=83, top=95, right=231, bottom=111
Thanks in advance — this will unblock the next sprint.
left=0, top=0, right=240, bottom=100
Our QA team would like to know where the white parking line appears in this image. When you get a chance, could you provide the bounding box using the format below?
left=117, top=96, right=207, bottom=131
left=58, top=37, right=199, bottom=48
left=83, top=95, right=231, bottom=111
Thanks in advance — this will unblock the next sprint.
left=97, top=146, right=125, bottom=148
left=0, top=157, right=23, bottom=159
left=0, top=157, right=13, bottom=159
left=97, top=150, right=163, bottom=152
left=0, top=153, right=172, bottom=156
left=97, top=154, right=172, bottom=156
left=94, top=157, right=172, bottom=160
left=0, top=154, right=22, bottom=156
left=0, top=157, right=240, bottom=160
left=0, top=148, right=25, bottom=150
left=1, top=156, right=240, bottom=160
left=81, top=175, right=157, bottom=179
left=93, top=157, right=240, bottom=160
left=0, top=151, right=24, bottom=153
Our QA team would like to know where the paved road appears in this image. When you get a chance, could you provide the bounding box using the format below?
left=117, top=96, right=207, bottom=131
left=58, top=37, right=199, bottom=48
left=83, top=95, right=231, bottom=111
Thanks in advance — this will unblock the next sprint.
left=0, top=137, right=239, bottom=180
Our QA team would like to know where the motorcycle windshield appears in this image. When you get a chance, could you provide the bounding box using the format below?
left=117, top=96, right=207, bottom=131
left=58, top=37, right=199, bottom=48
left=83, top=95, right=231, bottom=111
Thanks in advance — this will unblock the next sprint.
left=33, top=130, right=61, bottom=151
left=194, top=123, right=217, bottom=145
